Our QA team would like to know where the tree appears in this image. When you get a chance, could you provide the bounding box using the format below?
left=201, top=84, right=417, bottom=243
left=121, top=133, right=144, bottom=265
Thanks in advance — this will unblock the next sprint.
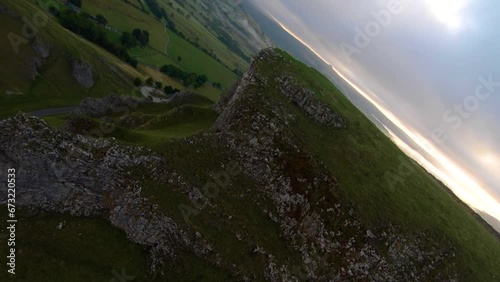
left=164, top=86, right=180, bottom=95
left=129, top=58, right=138, bottom=68
left=95, top=14, right=107, bottom=26
left=183, top=73, right=197, bottom=87
left=133, top=77, right=142, bottom=86
left=48, top=6, right=59, bottom=16
left=164, top=85, right=174, bottom=94
left=155, top=81, right=162, bottom=89
left=132, top=29, right=149, bottom=47
left=177, top=56, right=182, bottom=62
left=160, top=65, right=171, bottom=75
left=132, top=29, right=142, bottom=40
left=146, top=77, right=154, bottom=86
left=58, top=10, right=137, bottom=68
left=120, top=32, right=137, bottom=48
left=194, top=74, right=208, bottom=88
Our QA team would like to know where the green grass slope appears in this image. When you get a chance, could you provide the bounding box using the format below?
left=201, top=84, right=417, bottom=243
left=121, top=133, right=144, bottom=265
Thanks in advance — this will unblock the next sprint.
left=0, top=208, right=149, bottom=281
left=0, top=0, right=143, bottom=118
left=254, top=49, right=500, bottom=280
left=140, top=49, right=500, bottom=280
left=79, top=0, right=238, bottom=88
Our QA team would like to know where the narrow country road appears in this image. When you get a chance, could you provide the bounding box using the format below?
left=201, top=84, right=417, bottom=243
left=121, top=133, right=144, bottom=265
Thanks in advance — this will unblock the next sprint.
left=30, top=87, right=169, bottom=118
left=31, top=107, right=78, bottom=117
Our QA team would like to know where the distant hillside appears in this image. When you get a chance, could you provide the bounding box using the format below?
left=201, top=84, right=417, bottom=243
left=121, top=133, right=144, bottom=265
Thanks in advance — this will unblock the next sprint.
left=0, top=0, right=143, bottom=118
left=1, top=49, right=499, bottom=281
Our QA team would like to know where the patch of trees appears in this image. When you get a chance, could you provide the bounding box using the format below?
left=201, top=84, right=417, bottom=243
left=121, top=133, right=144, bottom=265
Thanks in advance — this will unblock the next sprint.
left=134, top=77, right=142, bottom=86
left=144, top=0, right=164, bottom=19
left=133, top=29, right=150, bottom=46
left=160, top=64, right=207, bottom=88
left=95, top=14, right=107, bottom=26
left=144, top=0, right=241, bottom=76
left=164, top=85, right=180, bottom=95
left=121, top=29, right=150, bottom=48
left=58, top=10, right=137, bottom=67
left=120, top=32, right=136, bottom=48
left=144, top=0, right=177, bottom=31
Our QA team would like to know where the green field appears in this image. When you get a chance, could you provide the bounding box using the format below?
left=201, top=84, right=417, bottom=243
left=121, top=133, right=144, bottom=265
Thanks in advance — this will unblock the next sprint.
left=0, top=208, right=149, bottom=281
left=259, top=50, right=500, bottom=281
left=157, top=0, right=250, bottom=71
left=80, top=0, right=238, bottom=88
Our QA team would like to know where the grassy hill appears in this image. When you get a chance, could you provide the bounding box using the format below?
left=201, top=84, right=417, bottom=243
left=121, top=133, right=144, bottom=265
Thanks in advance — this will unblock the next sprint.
left=0, top=0, right=144, bottom=118
left=76, top=0, right=239, bottom=88
left=0, top=0, right=235, bottom=121
left=1, top=1, right=499, bottom=281
left=1, top=48, right=498, bottom=281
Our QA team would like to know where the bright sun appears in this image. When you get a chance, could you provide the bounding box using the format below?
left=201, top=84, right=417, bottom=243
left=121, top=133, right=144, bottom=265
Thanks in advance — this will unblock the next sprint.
left=426, top=0, right=468, bottom=30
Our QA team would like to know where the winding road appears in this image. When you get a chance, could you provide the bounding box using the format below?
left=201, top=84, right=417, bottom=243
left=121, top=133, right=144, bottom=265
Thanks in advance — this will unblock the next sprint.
left=31, top=107, right=78, bottom=117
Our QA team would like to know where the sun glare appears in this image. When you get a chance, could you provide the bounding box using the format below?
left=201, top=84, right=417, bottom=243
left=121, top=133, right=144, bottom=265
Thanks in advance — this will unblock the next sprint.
left=426, top=0, right=468, bottom=30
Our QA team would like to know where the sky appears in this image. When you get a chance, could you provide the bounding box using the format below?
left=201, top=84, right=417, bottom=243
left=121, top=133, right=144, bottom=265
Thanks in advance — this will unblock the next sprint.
left=248, top=0, right=500, bottom=223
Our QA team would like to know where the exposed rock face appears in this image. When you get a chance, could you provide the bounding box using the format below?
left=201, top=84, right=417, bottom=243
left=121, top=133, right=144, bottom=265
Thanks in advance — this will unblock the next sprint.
left=0, top=114, right=209, bottom=271
left=71, top=93, right=144, bottom=118
left=71, top=59, right=94, bottom=88
left=32, top=37, right=50, bottom=59
left=277, top=75, right=345, bottom=128
left=212, top=48, right=457, bottom=281
left=168, top=90, right=211, bottom=107
left=0, top=49, right=463, bottom=281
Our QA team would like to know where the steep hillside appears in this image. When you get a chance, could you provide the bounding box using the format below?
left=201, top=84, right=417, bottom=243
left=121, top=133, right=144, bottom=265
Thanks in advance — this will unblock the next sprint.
left=77, top=0, right=238, bottom=87
left=1, top=48, right=499, bottom=281
left=0, top=0, right=143, bottom=118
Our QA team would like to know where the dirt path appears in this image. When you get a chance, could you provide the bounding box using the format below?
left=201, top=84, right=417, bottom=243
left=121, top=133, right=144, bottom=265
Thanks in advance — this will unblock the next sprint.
left=31, top=107, right=78, bottom=117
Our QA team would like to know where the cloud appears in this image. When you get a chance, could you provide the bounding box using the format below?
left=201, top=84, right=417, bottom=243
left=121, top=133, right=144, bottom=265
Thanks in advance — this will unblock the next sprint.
left=250, top=0, right=500, bottom=221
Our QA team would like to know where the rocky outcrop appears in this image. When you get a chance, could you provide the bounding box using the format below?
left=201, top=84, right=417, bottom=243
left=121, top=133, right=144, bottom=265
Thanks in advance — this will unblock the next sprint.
left=71, top=93, right=144, bottom=118
left=0, top=114, right=209, bottom=271
left=0, top=48, right=463, bottom=281
left=212, top=48, right=457, bottom=281
left=276, top=75, right=345, bottom=128
left=71, top=59, right=94, bottom=88
left=32, top=37, right=50, bottom=59
left=168, top=90, right=213, bottom=107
